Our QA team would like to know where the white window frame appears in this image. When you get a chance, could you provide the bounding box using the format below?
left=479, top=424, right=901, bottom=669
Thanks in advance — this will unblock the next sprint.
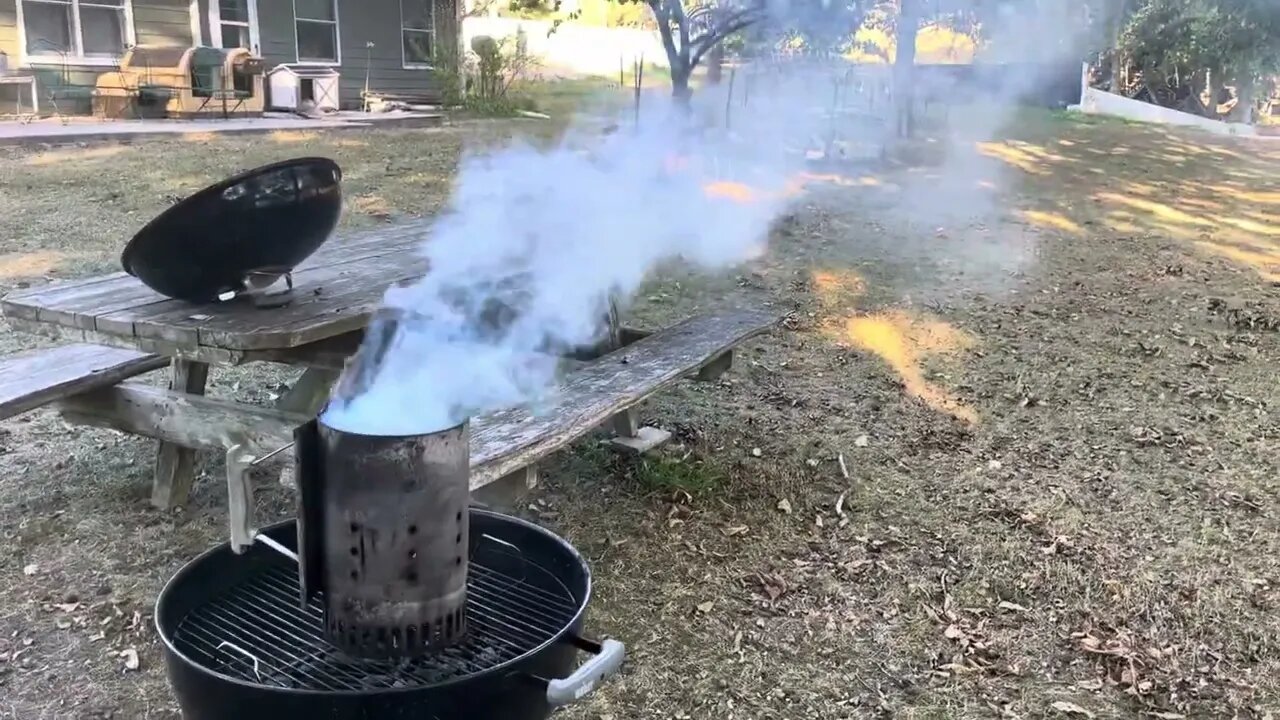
left=14, top=0, right=136, bottom=67
left=292, top=0, right=341, bottom=66
left=208, top=0, right=260, bottom=53
left=400, top=0, right=435, bottom=70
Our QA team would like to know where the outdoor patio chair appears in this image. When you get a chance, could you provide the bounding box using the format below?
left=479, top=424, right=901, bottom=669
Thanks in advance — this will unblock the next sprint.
left=92, top=50, right=141, bottom=120
left=189, top=47, right=246, bottom=119
left=30, top=40, right=97, bottom=124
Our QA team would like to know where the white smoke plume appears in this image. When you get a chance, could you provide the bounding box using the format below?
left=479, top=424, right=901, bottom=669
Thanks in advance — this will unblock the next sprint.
left=323, top=97, right=811, bottom=435
left=322, top=0, right=1097, bottom=436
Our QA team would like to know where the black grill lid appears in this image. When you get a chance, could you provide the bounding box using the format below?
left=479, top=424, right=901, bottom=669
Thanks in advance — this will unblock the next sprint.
left=121, top=157, right=342, bottom=304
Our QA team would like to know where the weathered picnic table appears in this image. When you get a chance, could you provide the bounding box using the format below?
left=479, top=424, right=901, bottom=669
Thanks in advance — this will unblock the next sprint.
left=1, top=220, right=777, bottom=551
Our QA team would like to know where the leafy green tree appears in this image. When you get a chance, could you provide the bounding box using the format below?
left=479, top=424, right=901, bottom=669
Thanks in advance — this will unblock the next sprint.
left=1121, top=0, right=1280, bottom=119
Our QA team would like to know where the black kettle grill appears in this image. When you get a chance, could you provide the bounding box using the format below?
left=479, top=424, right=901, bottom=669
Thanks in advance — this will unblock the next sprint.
left=121, top=157, right=342, bottom=304
left=154, top=318, right=624, bottom=717
left=155, top=512, right=624, bottom=719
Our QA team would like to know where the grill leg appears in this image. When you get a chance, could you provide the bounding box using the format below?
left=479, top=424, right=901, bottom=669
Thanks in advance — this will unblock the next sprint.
left=226, top=442, right=257, bottom=553
left=151, top=359, right=210, bottom=509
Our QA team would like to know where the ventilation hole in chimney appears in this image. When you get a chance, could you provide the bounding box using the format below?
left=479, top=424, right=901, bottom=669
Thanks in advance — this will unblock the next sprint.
left=455, top=511, right=463, bottom=523
left=391, top=628, right=402, bottom=649
left=349, top=522, right=359, bottom=533
left=350, top=570, right=358, bottom=580
left=406, top=625, right=417, bottom=649
left=408, top=549, right=418, bottom=559
left=349, top=546, right=358, bottom=556
left=455, top=533, right=462, bottom=544
left=406, top=569, right=418, bottom=583
left=446, top=613, right=454, bottom=636
left=408, top=525, right=418, bottom=535
left=455, top=556, right=462, bottom=566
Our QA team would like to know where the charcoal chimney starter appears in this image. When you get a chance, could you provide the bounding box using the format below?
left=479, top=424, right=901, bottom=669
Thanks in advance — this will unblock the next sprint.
left=295, top=416, right=470, bottom=660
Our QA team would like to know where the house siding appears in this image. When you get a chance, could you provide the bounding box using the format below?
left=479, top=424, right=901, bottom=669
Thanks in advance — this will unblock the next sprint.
left=0, top=0, right=193, bottom=114
left=0, top=0, right=21, bottom=65
left=257, top=0, right=456, bottom=108
left=0, top=0, right=456, bottom=114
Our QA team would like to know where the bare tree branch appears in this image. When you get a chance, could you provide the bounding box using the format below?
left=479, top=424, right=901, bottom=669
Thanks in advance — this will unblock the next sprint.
left=649, top=0, right=682, bottom=75
left=689, top=8, right=765, bottom=69
left=671, top=0, right=692, bottom=68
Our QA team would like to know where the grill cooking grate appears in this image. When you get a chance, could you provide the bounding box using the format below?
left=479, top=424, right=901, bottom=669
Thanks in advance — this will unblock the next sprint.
left=172, top=549, right=578, bottom=691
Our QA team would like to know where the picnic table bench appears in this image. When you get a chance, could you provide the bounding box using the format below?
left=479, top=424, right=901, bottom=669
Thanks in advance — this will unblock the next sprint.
left=1, top=220, right=777, bottom=551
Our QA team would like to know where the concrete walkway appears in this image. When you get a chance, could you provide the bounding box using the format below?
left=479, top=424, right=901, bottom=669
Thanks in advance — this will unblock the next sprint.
left=0, top=110, right=442, bottom=146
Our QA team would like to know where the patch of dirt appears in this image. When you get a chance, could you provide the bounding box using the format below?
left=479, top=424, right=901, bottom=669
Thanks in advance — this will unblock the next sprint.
left=1, top=110, right=1279, bottom=719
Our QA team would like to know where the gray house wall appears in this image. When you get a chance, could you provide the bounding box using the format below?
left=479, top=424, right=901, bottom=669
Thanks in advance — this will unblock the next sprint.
left=0, top=0, right=454, bottom=114
left=0, top=0, right=193, bottom=114
left=240, top=0, right=456, bottom=108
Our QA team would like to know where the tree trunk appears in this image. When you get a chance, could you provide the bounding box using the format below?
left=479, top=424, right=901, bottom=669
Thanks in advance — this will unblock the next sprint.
left=893, top=0, right=920, bottom=138
left=672, top=64, right=693, bottom=106
left=1109, top=0, right=1127, bottom=92
left=1230, top=81, right=1255, bottom=124
left=707, top=43, right=724, bottom=86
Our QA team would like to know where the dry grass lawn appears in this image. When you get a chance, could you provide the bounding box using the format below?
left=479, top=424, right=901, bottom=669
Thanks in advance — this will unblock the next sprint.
left=1, top=105, right=1279, bottom=720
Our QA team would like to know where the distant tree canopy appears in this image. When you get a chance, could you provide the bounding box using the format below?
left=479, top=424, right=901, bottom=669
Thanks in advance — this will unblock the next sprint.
left=1116, top=0, right=1280, bottom=118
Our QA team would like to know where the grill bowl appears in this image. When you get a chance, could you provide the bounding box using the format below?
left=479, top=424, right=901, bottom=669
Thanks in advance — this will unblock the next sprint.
left=121, top=157, right=341, bottom=303
left=156, top=510, right=619, bottom=720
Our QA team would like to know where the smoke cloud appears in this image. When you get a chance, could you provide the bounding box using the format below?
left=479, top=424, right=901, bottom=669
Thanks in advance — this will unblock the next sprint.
left=321, top=0, right=1096, bottom=436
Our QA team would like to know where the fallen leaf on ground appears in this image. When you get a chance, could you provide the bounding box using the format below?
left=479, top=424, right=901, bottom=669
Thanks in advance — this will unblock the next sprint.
left=998, top=600, right=1030, bottom=613
left=53, top=603, right=80, bottom=613
left=854, top=435, right=870, bottom=447
left=1051, top=701, right=1094, bottom=718
left=696, top=601, right=714, bottom=614
left=777, top=499, right=792, bottom=514
left=722, top=525, right=749, bottom=537
left=119, top=648, right=140, bottom=671
left=22, top=564, right=38, bottom=576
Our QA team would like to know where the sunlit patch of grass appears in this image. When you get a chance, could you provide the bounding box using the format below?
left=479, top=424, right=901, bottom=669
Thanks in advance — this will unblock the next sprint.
left=270, top=130, right=321, bottom=144
left=0, top=250, right=68, bottom=278
left=24, top=145, right=127, bottom=167
left=1019, top=209, right=1084, bottom=236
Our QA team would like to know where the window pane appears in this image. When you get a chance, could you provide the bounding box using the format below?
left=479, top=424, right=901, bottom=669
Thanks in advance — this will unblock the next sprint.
left=294, top=0, right=335, bottom=21
left=296, top=20, right=337, bottom=61
left=220, top=22, right=250, bottom=48
left=218, top=0, right=249, bottom=23
left=403, top=30, right=432, bottom=64
left=23, top=2, right=74, bottom=55
left=83, top=0, right=125, bottom=6
left=81, top=5, right=127, bottom=57
left=401, top=0, right=432, bottom=30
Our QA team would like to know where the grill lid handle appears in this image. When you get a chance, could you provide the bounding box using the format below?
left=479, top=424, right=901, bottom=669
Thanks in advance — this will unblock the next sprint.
left=545, top=638, right=625, bottom=707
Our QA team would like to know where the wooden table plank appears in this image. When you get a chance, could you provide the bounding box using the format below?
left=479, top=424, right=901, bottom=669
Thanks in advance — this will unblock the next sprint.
left=57, top=308, right=779, bottom=485
left=2, top=222, right=433, bottom=353
left=467, top=308, right=778, bottom=485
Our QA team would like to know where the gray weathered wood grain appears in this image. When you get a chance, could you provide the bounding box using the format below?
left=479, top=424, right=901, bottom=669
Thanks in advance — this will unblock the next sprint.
left=0, top=344, right=166, bottom=420
left=150, top=359, right=210, bottom=509
left=58, top=309, right=778, bottom=493
left=466, top=308, right=777, bottom=485
left=2, top=221, right=432, bottom=353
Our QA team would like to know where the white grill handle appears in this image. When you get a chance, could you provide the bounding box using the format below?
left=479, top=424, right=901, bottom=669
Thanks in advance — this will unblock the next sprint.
left=545, top=638, right=625, bottom=706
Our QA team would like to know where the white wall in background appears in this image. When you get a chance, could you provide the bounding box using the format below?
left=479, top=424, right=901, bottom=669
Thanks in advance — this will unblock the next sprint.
left=462, top=17, right=667, bottom=77
left=1074, top=63, right=1257, bottom=137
